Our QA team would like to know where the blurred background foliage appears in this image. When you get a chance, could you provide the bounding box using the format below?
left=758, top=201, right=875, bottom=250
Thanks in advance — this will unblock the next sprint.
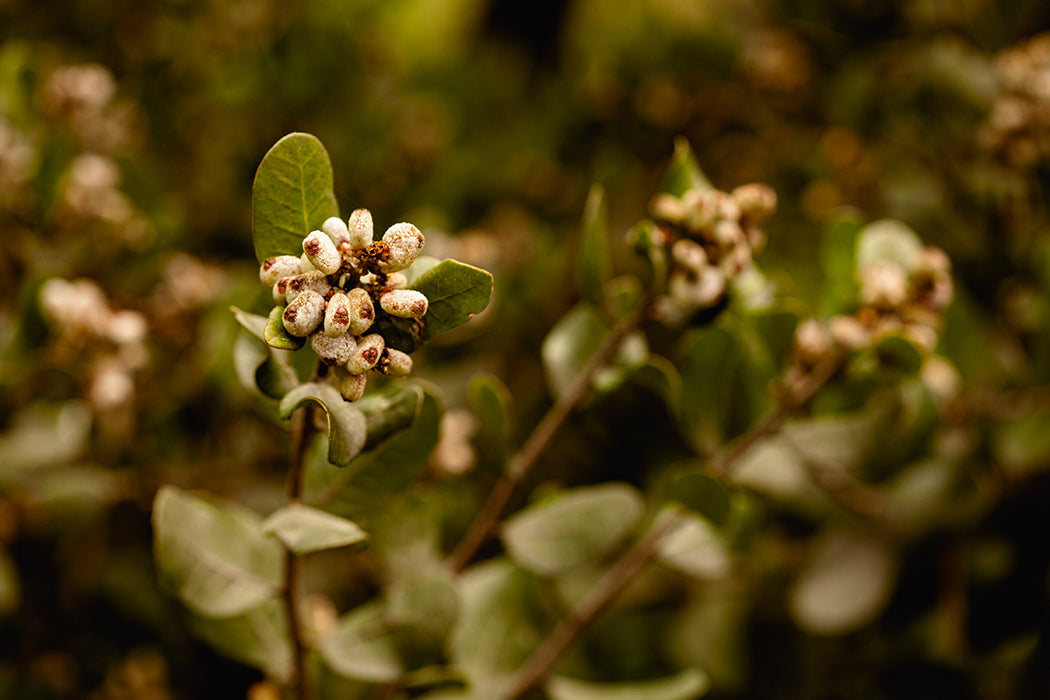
left=3, top=0, right=1050, bottom=698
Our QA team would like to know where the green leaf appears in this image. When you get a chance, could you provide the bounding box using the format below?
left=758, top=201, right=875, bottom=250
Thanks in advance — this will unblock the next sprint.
left=251, top=132, right=340, bottom=264
left=855, top=219, right=923, bottom=273
left=659, top=137, right=713, bottom=197
left=604, top=275, right=646, bottom=320
left=410, top=259, right=494, bottom=343
left=655, top=508, right=732, bottom=580
left=579, top=184, right=611, bottom=305
left=676, top=326, right=737, bottom=453
left=186, top=599, right=292, bottom=681
left=356, top=384, right=425, bottom=452
left=233, top=330, right=300, bottom=400
left=631, top=354, right=683, bottom=415
left=542, top=303, right=647, bottom=400
left=305, top=389, right=441, bottom=523
left=261, top=503, right=366, bottom=555
left=875, top=332, right=924, bottom=373
left=665, top=471, right=730, bottom=526
left=279, top=383, right=367, bottom=467
left=547, top=668, right=710, bottom=700
left=502, top=483, right=645, bottom=576
left=230, top=305, right=268, bottom=340
left=468, top=373, right=514, bottom=443
left=264, top=305, right=305, bottom=350
left=819, top=211, right=863, bottom=316
left=152, top=486, right=282, bottom=618
left=386, top=574, right=460, bottom=659
left=319, top=601, right=403, bottom=683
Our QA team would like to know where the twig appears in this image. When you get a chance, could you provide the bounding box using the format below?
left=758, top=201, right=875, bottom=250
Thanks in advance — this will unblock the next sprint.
left=501, top=510, right=685, bottom=700
left=446, top=306, right=649, bottom=573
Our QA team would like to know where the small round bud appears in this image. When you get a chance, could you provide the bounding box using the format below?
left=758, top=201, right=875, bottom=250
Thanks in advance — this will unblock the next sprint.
left=273, top=276, right=293, bottom=303
left=671, top=239, right=707, bottom=272
left=285, top=271, right=330, bottom=303
left=377, top=222, right=425, bottom=273
left=380, top=348, right=413, bottom=376
left=106, top=310, right=147, bottom=345
left=712, top=191, right=741, bottom=222
left=903, top=323, right=938, bottom=354
left=793, top=318, right=832, bottom=363
left=682, top=189, right=717, bottom=230
left=345, top=287, right=375, bottom=336
left=828, top=315, right=871, bottom=350
left=322, top=216, right=351, bottom=248
left=310, top=329, right=357, bottom=366
left=731, top=183, right=777, bottom=222
left=668, top=266, right=725, bottom=309
left=303, top=230, right=342, bottom=275
left=336, top=368, right=367, bottom=401
left=324, top=292, right=352, bottom=338
left=380, top=289, right=429, bottom=319
left=385, top=272, right=408, bottom=290
left=259, top=255, right=302, bottom=287
left=299, top=253, right=316, bottom=273
left=346, top=333, right=385, bottom=374
left=712, top=219, right=745, bottom=249
left=348, top=209, right=374, bottom=250
left=650, top=194, right=687, bottom=223
left=860, top=260, right=908, bottom=309
left=282, top=290, right=325, bottom=337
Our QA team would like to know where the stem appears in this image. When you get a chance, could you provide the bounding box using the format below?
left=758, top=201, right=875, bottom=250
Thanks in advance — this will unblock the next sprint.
left=446, top=307, right=648, bottom=573
left=501, top=511, right=684, bottom=700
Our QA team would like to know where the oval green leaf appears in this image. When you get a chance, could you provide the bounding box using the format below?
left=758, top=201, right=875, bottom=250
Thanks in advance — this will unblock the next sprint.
left=252, top=132, right=340, bottom=264
left=410, top=259, right=494, bottom=343
left=261, top=503, right=367, bottom=555
left=547, top=668, right=710, bottom=700
left=279, top=383, right=367, bottom=466
left=579, top=184, right=610, bottom=305
left=264, top=305, right=305, bottom=350
left=319, top=601, right=403, bottom=682
left=659, top=136, right=713, bottom=197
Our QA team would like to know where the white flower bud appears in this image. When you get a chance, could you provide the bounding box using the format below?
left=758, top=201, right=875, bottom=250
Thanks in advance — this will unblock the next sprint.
left=920, top=356, right=960, bottom=403
left=337, top=368, right=368, bottom=401
left=106, top=310, right=147, bottom=345
left=828, top=315, right=872, bottom=350
left=380, top=348, right=413, bottom=376
left=299, top=253, right=316, bottom=273
left=273, top=276, right=293, bottom=303
left=860, top=260, right=909, bottom=309
left=322, top=216, right=351, bottom=248
left=903, top=323, right=938, bottom=354
left=303, top=230, right=342, bottom=275
left=345, top=287, right=375, bottom=336
left=284, top=271, right=330, bottom=303
left=668, top=266, right=726, bottom=309
left=324, top=291, right=352, bottom=337
left=380, top=289, right=429, bottom=319
left=385, top=272, right=408, bottom=290
left=915, top=246, right=951, bottom=276
left=731, top=183, right=777, bottom=222
left=683, top=189, right=717, bottom=230
left=650, top=194, right=687, bottom=223
left=712, top=219, right=745, bottom=249
left=348, top=209, right=374, bottom=250
left=377, top=222, right=425, bottom=273
left=310, top=329, right=357, bottom=366
left=282, top=289, right=325, bottom=336
left=346, top=333, right=385, bottom=374
left=259, top=255, right=301, bottom=287
left=712, top=191, right=741, bottom=222
left=672, top=238, right=707, bottom=272
left=794, top=318, right=832, bottom=363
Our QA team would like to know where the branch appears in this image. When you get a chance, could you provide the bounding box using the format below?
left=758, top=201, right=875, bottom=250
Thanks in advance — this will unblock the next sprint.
left=446, top=305, right=649, bottom=573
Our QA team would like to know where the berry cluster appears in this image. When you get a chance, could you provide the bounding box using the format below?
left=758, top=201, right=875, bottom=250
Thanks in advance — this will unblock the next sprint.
left=258, top=209, right=429, bottom=401
left=648, top=182, right=777, bottom=320
left=978, top=32, right=1050, bottom=168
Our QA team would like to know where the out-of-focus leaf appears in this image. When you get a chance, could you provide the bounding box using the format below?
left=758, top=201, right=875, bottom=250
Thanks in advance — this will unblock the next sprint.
left=855, top=219, right=923, bottom=273
left=264, top=305, right=305, bottom=350
left=186, top=600, right=291, bottom=682
left=261, top=503, right=366, bottom=555
left=656, top=508, right=732, bottom=580
left=749, top=305, right=803, bottom=374
left=233, top=330, right=299, bottom=400
left=676, top=326, right=736, bottom=452
left=152, top=486, right=282, bottom=618
left=410, top=259, right=493, bottom=342
left=279, top=383, right=366, bottom=467
left=0, top=401, right=91, bottom=475
left=991, top=412, right=1050, bottom=478
left=659, top=136, right=713, bottom=197
left=386, top=574, right=460, bottom=659
left=631, top=354, right=682, bottom=414
left=542, top=303, right=647, bottom=400
left=501, top=483, right=644, bottom=576
left=450, top=559, right=547, bottom=686
left=875, top=332, right=924, bottom=373
left=356, top=384, right=424, bottom=451
left=230, top=306, right=268, bottom=340
left=625, top=220, right=669, bottom=291
left=671, top=587, right=748, bottom=689
left=305, top=389, right=441, bottom=523
left=318, top=601, right=402, bottom=683
left=819, top=211, right=863, bottom=316
left=579, top=184, right=611, bottom=305
left=251, top=132, right=339, bottom=264
left=665, top=471, right=730, bottom=526
left=547, top=668, right=710, bottom=700
left=468, top=373, right=514, bottom=443
left=788, top=529, right=897, bottom=636
left=604, top=275, right=645, bottom=320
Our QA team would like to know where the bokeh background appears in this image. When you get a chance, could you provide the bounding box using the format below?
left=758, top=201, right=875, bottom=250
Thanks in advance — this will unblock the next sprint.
left=4, top=0, right=1050, bottom=698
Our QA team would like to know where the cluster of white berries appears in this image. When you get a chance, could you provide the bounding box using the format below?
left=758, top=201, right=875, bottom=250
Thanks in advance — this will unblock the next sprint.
left=791, top=239, right=954, bottom=370
left=648, top=182, right=777, bottom=320
left=977, top=32, right=1050, bottom=168
left=259, top=209, right=429, bottom=402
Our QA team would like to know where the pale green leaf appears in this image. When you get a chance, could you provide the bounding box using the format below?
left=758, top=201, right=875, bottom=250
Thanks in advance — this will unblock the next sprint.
left=656, top=508, right=732, bottom=580
left=547, top=668, right=710, bottom=700
left=386, top=574, right=460, bottom=656
left=502, top=483, right=645, bottom=576
left=819, top=211, right=863, bottom=316
left=410, top=259, right=494, bottom=343
left=152, top=486, right=282, bottom=618
left=356, top=383, right=424, bottom=452
left=579, top=184, right=610, bottom=305
left=230, top=305, right=268, bottom=340
left=855, top=219, right=923, bottom=273
left=319, top=601, right=402, bottom=682
left=468, top=373, right=514, bottom=443
left=261, top=503, right=366, bottom=555
left=264, top=305, right=305, bottom=350
left=251, top=132, right=339, bottom=264
left=664, top=471, right=730, bottom=526
left=186, top=599, right=292, bottom=681
left=279, top=383, right=367, bottom=467
left=658, top=137, right=712, bottom=197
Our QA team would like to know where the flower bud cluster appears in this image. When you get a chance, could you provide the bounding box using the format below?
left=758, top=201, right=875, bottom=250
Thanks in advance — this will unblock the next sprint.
left=649, top=182, right=777, bottom=321
left=258, top=210, right=428, bottom=402
left=977, top=32, right=1050, bottom=168
left=789, top=243, right=955, bottom=371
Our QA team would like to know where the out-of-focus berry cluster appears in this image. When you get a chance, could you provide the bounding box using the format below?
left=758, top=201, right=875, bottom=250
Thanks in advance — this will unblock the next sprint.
left=259, top=210, right=429, bottom=402
left=978, top=32, right=1050, bottom=168
left=648, top=182, right=777, bottom=322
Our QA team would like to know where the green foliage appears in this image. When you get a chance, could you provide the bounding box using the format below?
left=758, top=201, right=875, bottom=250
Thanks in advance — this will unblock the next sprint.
left=408, top=259, right=494, bottom=345
left=659, top=137, right=713, bottom=197
left=261, top=503, right=367, bottom=555
left=579, top=184, right=611, bottom=305
left=546, top=668, right=709, bottom=700
left=252, top=132, right=340, bottom=264
left=279, top=383, right=367, bottom=467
